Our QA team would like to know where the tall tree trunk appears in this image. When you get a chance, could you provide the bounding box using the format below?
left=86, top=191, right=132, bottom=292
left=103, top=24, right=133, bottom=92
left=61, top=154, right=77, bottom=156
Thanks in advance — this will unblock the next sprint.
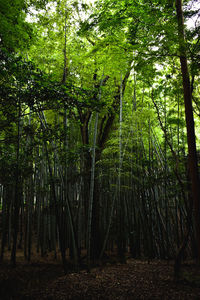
left=87, top=112, right=99, bottom=269
left=62, top=6, right=68, bottom=84
left=11, top=99, right=21, bottom=267
left=117, top=75, right=126, bottom=262
left=175, top=0, right=200, bottom=262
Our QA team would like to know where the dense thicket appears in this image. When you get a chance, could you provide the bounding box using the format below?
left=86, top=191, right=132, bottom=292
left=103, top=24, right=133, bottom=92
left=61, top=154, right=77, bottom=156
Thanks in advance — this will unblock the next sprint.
left=0, top=0, right=200, bottom=276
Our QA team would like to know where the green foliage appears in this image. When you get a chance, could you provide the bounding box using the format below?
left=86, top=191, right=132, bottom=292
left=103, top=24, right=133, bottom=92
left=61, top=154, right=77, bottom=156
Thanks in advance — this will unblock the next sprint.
left=0, top=0, right=34, bottom=51
left=0, top=0, right=199, bottom=268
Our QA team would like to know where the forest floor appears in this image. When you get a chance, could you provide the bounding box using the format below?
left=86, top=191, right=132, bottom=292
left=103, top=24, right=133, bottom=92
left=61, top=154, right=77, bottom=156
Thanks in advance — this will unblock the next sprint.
left=0, top=252, right=200, bottom=300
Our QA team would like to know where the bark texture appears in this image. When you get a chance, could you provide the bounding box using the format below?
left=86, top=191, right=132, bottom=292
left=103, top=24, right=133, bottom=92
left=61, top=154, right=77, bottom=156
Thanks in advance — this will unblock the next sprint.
left=175, top=0, right=200, bottom=260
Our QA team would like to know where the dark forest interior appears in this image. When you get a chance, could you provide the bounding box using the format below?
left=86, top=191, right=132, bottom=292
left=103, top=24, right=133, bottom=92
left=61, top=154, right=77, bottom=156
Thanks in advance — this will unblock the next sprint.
left=0, top=0, right=200, bottom=298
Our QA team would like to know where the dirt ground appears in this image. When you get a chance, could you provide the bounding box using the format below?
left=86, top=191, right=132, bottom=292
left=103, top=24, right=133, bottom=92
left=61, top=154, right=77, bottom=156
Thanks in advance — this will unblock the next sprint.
left=0, top=255, right=200, bottom=300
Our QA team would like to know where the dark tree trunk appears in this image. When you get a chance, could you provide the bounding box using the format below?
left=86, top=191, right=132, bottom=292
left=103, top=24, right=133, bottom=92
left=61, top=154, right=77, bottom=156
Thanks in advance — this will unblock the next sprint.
left=90, top=175, right=102, bottom=259
left=175, top=0, right=200, bottom=261
left=11, top=100, right=22, bottom=267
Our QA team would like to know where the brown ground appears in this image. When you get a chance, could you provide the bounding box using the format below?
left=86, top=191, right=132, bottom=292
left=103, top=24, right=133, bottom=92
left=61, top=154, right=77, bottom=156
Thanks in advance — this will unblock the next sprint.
left=0, top=255, right=200, bottom=300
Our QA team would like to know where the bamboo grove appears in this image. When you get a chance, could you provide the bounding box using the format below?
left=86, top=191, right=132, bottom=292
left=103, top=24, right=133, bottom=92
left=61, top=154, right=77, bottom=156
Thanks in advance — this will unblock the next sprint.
left=0, top=0, right=200, bottom=275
